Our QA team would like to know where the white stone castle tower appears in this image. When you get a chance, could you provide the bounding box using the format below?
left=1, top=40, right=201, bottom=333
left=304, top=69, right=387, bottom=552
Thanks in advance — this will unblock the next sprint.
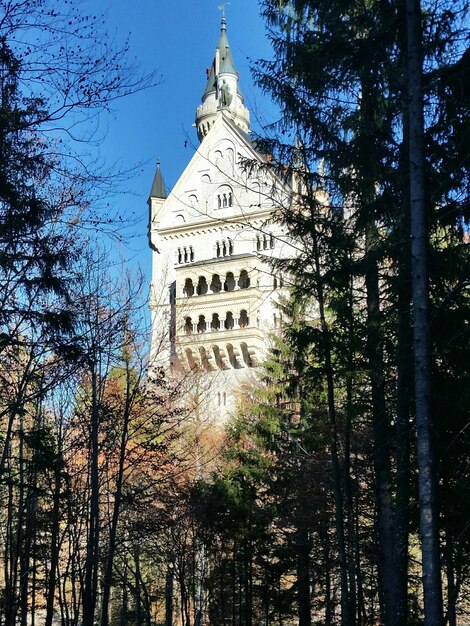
left=148, top=16, right=294, bottom=418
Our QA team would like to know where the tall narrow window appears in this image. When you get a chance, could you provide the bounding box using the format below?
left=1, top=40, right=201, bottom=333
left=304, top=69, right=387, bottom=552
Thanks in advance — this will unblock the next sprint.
left=178, top=248, right=182, bottom=264
left=228, top=238, right=233, bottom=255
left=190, top=246, right=194, bottom=261
left=270, top=233, right=275, bottom=249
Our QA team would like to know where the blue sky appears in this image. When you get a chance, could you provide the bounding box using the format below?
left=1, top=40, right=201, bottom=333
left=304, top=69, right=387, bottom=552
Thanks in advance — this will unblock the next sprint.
left=94, top=0, right=276, bottom=281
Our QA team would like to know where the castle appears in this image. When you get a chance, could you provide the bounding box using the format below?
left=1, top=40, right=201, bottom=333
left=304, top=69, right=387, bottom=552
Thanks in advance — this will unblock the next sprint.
left=148, top=15, right=295, bottom=418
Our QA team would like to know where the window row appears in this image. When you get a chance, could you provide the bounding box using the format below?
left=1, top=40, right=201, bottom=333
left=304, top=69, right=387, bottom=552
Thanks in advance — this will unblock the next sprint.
left=217, top=191, right=233, bottom=208
left=216, top=238, right=233, bottom=257
left=183, top=341, right=254, bottom=371
left=256, top=233, right=275, bottom=251
left=183, top=270, right=250, bottom=297
left=184, top=310, right=250, bottom=334
left=176, top=246, right=194, bottom=264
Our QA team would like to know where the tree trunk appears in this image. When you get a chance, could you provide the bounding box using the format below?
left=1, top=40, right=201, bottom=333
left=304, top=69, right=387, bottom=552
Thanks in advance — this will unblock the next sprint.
left=406, top=1, right=444, bottom=623
left=165, top=561, right=174, bottom=626
left=312, top=228, right=352, bottom=626
left=101, top=361, right=133, bottom=626
left=82, top=366, right=101, bottom=626
left=45, top=443, right=63, bottom=626
left=296, top=525, right=311, bottom=626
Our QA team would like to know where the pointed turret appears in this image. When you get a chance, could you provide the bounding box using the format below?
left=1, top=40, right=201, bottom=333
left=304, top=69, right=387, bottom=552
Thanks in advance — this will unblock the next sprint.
left=195, top=15, right=250, bottom=142
left=149, top=159, right=167, bottom=199
left=148, top=160, right=167, bottom=251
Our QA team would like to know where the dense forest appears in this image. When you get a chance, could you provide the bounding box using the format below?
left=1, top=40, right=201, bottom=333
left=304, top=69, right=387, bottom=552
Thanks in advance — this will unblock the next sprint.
left=0, top=1, right=468, bottom=626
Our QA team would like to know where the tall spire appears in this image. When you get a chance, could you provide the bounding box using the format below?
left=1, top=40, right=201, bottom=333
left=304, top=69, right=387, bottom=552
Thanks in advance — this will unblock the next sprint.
left=195, top=15, right=250, bottom=142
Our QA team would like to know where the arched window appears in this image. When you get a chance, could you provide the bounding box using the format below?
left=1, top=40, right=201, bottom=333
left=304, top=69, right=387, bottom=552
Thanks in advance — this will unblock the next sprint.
left=256, top=235, right=261, bottom=251
left=222, top=240, right=227, bottom=256
left=211, top=313, right=220, bottom=331
left=228, top=238, right=233, bottom=255
left=183, top=247, right=188, bottom=263
left=239, top=310, right=249, bottom=328
left=210, top=274, right=222, bottom=293
left=197, top=315, right=206, bottom=333
left=238, top=270, right=250, bottom=289
left=190, top=246, right=194, bottom=261
left=228, top=191, right=233, bottom=206
left=263, top=234, right=268, bottom=250
left=223, top=193, right=228, bottom=208
left=241, top=342, right=253, bottom=367
left=224, top=272, right=235, bottom=292
left=216, top=241, right=221, bottom=257
left=184, top=317, right=193, bottom=335
left=217, top=195, right=222, bottom=209
left=270, top=233, right=275, bottom=249
left=185, top=348, right=198, bottom=371
left=178, top=248, right=182, bottom=264
left=225, top=312, right=234, bottom=330
left=197, top=276, right=208, bottom=295
left=183, top=278, right=194, bottom=297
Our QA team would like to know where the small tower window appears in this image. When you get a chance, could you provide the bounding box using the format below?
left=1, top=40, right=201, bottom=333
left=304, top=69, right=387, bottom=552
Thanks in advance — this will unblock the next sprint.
left=216, top=241, right=221, bottom=257
left=225, top=312, right=234, bottom=330
left=228, top=192, right=233, bottom=207
left=210, top=274, right=222, bottom=293
left=256, top=236, right=261, bottom=251
left=184, top=247, right=188, bottom=263
left=190, top=246, right=194, bottom=261
left=223, top=193, right=228, bottom=208
left=211, top=313, right=220, bottom=331
left=228, top=238, right=233, bottom=255
left=239, top=310, right=249, bottom=328
left=263, top=234, right=268, bottom=250
left=224, top=272, right=235, bottom=292
left=197, top=315, right=206, bottom=333
left=217, top=195, right=222, bottom=209
left=197, top=276, right=208, bottom=295
left=239, top=270, right=250, bottom=289
left=178, top=248, right=182, bottom=264
left=183, top=278, right=194, bottom=297
left=270, top=234, right=275, bottom=249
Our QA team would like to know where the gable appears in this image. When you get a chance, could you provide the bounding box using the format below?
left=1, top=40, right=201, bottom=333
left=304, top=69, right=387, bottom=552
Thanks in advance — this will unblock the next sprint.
left=157, top=114, right=289, bottom=232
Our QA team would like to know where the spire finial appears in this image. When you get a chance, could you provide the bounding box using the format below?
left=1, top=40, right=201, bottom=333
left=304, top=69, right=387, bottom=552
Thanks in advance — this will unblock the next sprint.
left=218, top=3, right=229, bottom=26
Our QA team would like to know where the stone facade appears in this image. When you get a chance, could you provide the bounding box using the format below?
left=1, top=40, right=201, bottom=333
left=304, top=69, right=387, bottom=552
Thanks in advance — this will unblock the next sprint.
left=148, top=17, right=295, bottom=418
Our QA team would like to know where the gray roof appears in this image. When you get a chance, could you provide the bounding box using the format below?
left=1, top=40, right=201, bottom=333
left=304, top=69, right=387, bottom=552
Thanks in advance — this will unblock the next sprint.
left=217, top=16, right=237, bottom=75
left=149, top=161, right=167, bottom=199
left=203, top=64, right=217, bottom=96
